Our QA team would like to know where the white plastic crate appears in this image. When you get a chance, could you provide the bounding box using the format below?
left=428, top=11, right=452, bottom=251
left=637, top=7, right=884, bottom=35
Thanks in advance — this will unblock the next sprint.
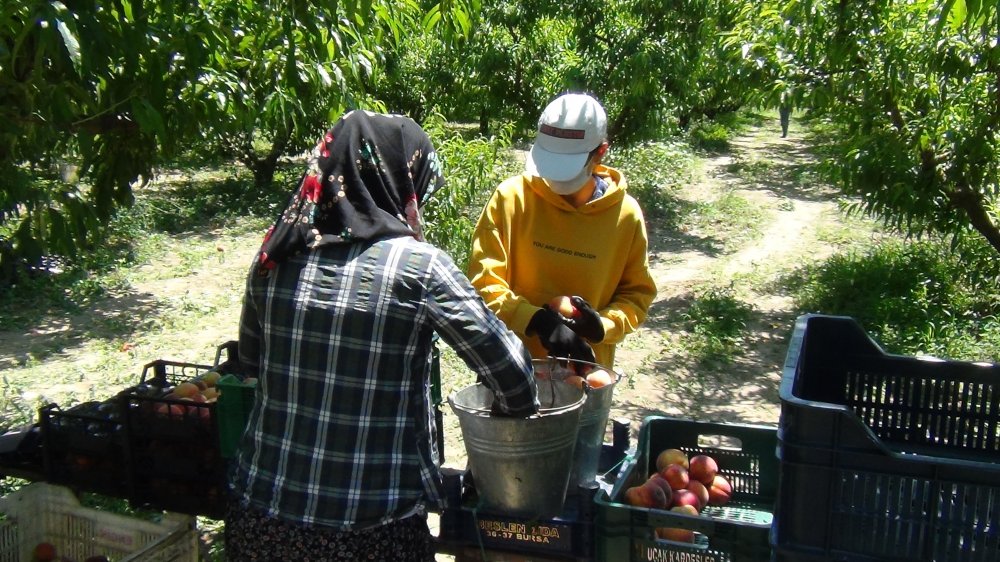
left=0, top=483, right=198, bottom=562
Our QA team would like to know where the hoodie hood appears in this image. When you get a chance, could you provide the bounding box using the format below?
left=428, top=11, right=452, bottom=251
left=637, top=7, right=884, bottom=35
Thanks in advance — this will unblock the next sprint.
left=525, top=165, right=627, bottom=214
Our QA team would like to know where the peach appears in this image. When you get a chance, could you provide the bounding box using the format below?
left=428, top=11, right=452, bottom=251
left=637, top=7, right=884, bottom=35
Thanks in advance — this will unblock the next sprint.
left=201, top=371, right=221, bottom=387
left=655, top=505, right=699, bottom=543
left=655, top=448, right=689, bottom=471
left=33, top=542, right=57, bottom=562
left=708, top=474, right=733, bottom=506
left=689, top=454, right=719, bottom=485
left=586, top=369, right=614, bottom=388
left=672, top=489, right=701, bottom=511
left=548, top=296, right=578, bottom=318
left=172, top=382, right=201, bottom=399
left=563, top=375, right=585, bottom=389
left=647, top=473, right=673, bottom=500
left=624, top=479, right=668, bottom=509
left=643, top=479, right=669, bottom=509
left=686, top=480, right=709, bottom=510
left=660, top=463, right=689, bottom=491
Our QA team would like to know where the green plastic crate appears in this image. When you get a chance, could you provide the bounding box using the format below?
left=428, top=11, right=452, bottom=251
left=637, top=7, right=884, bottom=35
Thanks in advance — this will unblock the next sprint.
left=595, top=416, right=778, bottom=562
left=216, top=374, right=257, bottom=458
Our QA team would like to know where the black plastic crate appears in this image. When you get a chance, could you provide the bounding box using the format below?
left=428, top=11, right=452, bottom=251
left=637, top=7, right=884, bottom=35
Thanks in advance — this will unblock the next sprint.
left=39, top=401, right=131, bottom=497
left=213, top=340, right=243, bottom=376
left=774, top=313, right=1000, bottom=561
left=436, top=475, right=599, bottom=561
left=595, top=416, right=777, bottom=562
left=435, top=423, right=631, bottom=561
left=121, top=359, right=227, bottom=518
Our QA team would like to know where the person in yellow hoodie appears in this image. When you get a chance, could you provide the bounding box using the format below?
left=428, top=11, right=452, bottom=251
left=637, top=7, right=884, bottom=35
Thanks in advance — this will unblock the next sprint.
left=468, top=92, right=657, bottom=369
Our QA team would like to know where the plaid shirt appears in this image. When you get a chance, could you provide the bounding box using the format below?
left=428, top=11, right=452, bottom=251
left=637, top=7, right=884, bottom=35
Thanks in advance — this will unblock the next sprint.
left=231, top=236, right=538, bottom=530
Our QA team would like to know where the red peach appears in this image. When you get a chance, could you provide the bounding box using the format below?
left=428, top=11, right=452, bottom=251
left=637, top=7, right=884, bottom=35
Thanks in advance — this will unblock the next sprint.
left=660, top=463, right=689, bottom=491
left=708, top=474, right=733, bottom=506
left=647, top=473, right=673, bottom=500
left=686, top=479, right=709, bottom=510
left=689, top=454, right=719, bottom=485
left=672, top=489, right=701, bottom=511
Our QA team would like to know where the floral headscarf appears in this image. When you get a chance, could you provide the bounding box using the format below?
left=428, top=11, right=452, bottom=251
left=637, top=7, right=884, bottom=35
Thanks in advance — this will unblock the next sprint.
left=257, top=110, right=444, bottom=273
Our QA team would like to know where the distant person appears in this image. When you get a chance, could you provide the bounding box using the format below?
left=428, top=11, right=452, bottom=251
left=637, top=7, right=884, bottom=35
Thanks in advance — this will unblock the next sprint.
left=779, top=91, right=792, bottom=138
left=467, top=92, right=657, bottom=369
left=226, top=110, right=539, bottom=561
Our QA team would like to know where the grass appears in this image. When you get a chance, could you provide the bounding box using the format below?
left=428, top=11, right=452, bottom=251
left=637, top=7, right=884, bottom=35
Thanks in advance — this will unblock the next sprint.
left=781, top=236, right=1000, bottom=361
left=681, top=285, right=755, bottom=367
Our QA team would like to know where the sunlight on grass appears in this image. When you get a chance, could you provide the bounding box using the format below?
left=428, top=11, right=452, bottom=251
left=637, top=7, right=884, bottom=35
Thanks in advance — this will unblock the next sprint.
left=683, top=191, right=768, bottom=253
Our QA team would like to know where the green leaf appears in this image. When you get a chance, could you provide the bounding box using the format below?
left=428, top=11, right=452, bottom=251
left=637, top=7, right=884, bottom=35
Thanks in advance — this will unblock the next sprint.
left=423, top=4, right=442, bottom=31
left=317, top=64, right=333, bottom=86
left=55, top=19, right=82, bottom=72
left=131, top=98, right=166, bottom=137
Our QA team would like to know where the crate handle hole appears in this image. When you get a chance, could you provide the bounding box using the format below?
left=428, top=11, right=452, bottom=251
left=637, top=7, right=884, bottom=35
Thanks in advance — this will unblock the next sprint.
left=696, top=434, right=742, bottom=450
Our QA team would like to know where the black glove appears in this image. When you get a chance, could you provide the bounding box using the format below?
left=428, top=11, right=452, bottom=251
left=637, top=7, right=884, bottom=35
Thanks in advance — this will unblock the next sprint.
left=527, top=307, right=597, bottom=364
left=562, top=296, right=605, bottom=342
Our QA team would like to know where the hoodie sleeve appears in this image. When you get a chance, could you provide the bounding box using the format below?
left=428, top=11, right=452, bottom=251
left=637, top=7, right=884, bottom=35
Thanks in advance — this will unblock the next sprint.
left=599, top=198, right=657, bottom=344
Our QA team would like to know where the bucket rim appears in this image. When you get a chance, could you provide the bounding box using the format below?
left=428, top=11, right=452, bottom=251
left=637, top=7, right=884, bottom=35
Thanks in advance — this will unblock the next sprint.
left=532, top=356, right=624, bottom=386
left=447, top=382, right=586, bottom=418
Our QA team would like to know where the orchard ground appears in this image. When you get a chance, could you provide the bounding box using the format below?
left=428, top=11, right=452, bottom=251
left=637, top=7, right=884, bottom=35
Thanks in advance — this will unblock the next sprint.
left=0, top=113, right=878, bottom=557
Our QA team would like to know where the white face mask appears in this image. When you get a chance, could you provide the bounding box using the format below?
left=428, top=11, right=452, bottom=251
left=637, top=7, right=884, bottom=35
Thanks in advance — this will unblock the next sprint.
left=544, top=165, right=593, bottom=195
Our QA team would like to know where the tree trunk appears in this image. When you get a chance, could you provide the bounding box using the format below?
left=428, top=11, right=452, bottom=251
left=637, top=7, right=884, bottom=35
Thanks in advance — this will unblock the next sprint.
left=479, top=106, right=490, bottom=137
left=949, top=185, right=1000, bottom=255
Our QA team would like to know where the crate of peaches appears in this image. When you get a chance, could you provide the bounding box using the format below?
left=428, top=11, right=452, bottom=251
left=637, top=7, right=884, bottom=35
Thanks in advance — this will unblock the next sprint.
left=594, top=416, right=778, bottom=562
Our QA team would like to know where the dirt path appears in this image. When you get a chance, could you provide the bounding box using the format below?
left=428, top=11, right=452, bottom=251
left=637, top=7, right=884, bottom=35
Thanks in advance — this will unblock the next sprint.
left=609, top=123, right=842, bottom=430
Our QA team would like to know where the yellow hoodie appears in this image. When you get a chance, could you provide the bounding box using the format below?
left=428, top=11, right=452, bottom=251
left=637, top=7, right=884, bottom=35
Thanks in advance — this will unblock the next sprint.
left=468, top=165, right=657, bottom=368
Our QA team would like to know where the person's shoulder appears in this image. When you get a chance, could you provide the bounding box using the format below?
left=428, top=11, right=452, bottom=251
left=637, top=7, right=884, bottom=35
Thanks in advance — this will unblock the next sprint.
left=387, top=236, right=452, bottom=262
left=495, top=174, right=530, bottom=196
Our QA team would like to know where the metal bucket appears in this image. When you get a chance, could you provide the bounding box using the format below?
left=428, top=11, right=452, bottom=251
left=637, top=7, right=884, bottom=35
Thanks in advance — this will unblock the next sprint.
left=533, top=358, right=622, bottom=487
left=448, top=381, right=585, bottom=518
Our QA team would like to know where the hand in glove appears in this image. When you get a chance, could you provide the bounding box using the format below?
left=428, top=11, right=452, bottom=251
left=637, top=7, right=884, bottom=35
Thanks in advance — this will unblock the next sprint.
left=562, top=296, right=605, bottom=342
left=527, top=306, right=597, bottom=364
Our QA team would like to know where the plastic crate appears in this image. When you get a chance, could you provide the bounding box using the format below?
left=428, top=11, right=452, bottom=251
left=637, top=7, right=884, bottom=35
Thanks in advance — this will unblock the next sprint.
left=213, top=340, right=243, bottom=376
left=216, top=373, right=257, bottom=458
left=595, top=416, right=777, bottom=562
left=0, top=482, right=198, bottom=562
left=437, top=476, right=599, bottom=561
left=39, top=401, right=131, bottom=497
left=435, top=422, right=631, bottom=561
left=121, top=359, right=227, bottom=518
left=774, top=313, right=1000, bottom=561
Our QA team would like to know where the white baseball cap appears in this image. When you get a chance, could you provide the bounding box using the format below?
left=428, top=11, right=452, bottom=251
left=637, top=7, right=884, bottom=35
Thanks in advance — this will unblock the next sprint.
left=526, top=93, right=608, bottom=182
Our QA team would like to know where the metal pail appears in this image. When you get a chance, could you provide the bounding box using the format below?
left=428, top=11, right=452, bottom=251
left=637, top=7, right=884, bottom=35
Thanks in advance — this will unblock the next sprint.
left=533, top=358, right=622, bottom=487
left=448, top=381, right=585, bottom=518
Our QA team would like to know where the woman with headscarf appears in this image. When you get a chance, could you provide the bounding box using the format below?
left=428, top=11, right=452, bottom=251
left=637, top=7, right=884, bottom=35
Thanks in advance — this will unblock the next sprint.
left=225, top=111, right=539, bottom=561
